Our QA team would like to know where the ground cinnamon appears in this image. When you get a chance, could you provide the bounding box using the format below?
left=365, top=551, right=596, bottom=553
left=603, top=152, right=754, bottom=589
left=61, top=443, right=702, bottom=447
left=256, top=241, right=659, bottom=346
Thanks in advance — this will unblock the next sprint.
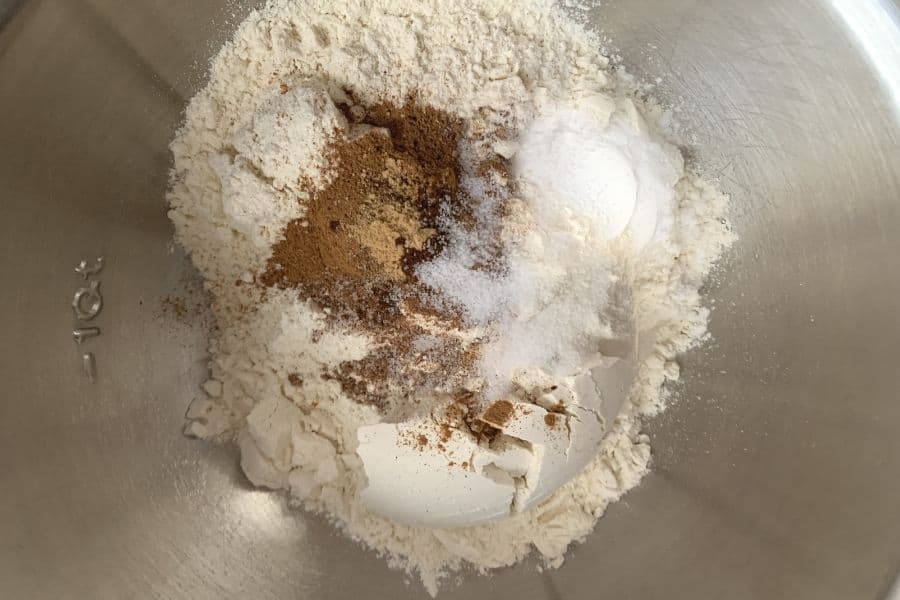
left=260, top=97, right=510, bottom=410
left=481, top=399, right=515, bottom=427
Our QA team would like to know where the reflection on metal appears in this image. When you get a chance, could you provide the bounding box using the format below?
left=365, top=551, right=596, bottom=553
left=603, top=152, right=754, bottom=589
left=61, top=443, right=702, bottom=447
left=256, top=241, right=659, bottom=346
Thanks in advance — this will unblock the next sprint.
left=75, top=256, right=105, bottom=280
left=72, top=280, right=103, bottom=321
left=82, top=352, right=96, bottom=382
left=887, top=575, right=900, bottom=600
left=73, top=327, right=101, bottom=344
left=72, top=257, right=105, bottom=381
left=829, top=0, right=900, bottom=121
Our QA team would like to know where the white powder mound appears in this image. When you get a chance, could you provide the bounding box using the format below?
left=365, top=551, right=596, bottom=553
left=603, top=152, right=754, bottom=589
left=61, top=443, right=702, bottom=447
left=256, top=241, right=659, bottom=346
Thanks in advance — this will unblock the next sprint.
left=231, top=82, right=345, bottom=193
left=515, top=105, right=683, bottom=247
left=168, top=0, right=735, bottom=595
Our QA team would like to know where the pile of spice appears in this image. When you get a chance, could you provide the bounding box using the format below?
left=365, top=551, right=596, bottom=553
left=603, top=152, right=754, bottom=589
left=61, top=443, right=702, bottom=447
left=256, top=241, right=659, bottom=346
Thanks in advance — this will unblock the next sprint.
left=259, top=97, right=506, bottom=414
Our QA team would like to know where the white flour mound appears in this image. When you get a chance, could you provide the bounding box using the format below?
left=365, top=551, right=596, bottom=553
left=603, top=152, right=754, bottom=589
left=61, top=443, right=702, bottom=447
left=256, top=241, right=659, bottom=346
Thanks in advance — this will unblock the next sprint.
left=168, top=0, right=734, bottom=595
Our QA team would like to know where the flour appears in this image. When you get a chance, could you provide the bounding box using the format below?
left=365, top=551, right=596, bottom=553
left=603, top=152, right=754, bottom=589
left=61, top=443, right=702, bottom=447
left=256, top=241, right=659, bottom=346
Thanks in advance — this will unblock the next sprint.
left=232, top=81, right=344, bottom=193
left=168, top=0, right=734, bottom=595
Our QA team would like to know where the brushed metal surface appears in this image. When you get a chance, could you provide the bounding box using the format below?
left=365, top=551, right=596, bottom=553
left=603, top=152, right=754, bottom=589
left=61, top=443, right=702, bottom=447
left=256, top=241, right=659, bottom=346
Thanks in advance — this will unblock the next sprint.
left=1, top=1, right=899, bottom=599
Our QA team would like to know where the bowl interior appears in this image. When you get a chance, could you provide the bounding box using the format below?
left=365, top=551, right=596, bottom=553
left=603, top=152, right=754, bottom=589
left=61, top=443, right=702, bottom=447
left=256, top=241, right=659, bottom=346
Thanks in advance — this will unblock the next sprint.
left=1, top=1, right=899, bottom=598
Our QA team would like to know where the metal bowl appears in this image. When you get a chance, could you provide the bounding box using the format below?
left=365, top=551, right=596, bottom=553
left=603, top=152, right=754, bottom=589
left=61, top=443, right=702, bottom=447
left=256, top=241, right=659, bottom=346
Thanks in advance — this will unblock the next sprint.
left=2, top=1, right=899, bottom=598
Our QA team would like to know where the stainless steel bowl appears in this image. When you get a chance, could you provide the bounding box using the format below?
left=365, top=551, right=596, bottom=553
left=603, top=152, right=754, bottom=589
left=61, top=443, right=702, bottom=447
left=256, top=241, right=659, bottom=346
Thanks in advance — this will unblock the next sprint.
left=2, top=1, right=899, bottom=598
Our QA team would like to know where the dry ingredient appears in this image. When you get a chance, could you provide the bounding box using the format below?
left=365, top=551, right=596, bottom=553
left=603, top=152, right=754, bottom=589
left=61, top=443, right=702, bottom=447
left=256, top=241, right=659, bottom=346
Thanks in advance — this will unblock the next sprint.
left=259, top=98, right=492, bottom=413
left=167, top=0, right=734, bottom=595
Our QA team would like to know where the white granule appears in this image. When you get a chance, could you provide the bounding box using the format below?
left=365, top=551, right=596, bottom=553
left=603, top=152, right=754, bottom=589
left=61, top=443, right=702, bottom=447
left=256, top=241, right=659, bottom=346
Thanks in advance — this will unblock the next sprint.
left=168, top=0, right=734, bottom=595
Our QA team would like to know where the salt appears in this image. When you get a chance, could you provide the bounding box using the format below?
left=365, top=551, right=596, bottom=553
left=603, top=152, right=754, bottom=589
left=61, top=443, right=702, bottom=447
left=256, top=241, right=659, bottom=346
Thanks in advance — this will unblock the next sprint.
left=420, top=101, right=684, bottom=397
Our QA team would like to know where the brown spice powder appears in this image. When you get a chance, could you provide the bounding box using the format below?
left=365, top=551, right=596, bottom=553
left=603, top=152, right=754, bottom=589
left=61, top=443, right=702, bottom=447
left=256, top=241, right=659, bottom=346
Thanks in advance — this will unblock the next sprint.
left=262, top=97, right=464, bottom=293
left=481, top=399, right=515, bottom=427
left=161, top=296, right=188, bottom=318
left=260, top=96, right=507, bottom=409
left=439, top=423, right=453, bottom=443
